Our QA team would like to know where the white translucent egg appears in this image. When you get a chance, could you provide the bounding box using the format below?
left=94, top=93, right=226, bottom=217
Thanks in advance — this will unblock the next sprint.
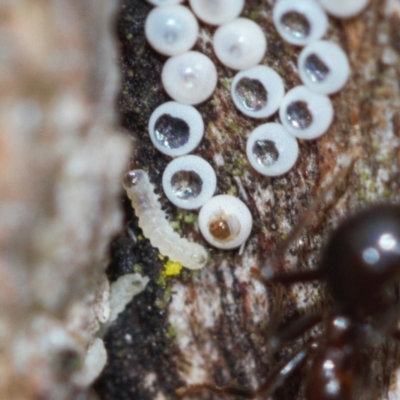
left=298, top=41, right=350, bottom=95
left=162, top=51, right=218, bottom=105
left=231, top=65, right=285, bottom=118
left=279, top=85, right=333, bottom=140
left=273, top=0, right=328, bottom=46
left=317, top=0, right=369, bottom=18
left=148, top=102, right=204, bottom=157
left=199, top=195, right=252, bottom=249
left=189, top=0, right=244, bottom=26
left=162, top=155, right=217, bottom=209
left=213, top=18, right=267, bottom=70
left=246, top=123, right=299, bottom=176
left=145, top=6, right=199, bottom=56
left=147, top=0, right=184, bottom=6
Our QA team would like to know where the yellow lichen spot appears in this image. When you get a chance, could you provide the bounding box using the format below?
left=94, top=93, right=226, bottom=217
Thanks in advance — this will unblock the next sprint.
left=383, top=188, right=392, bottom=197
left=158, top=254, right=165, bottom=261
left=183, top=213, right=196, bottom=224
left=133, top=264, right=142, bottom=273
left=162, top=260, right=183, bottom=278
left=221, top=77, right=231, bottom=89
left=138, top=235, right=143, bottom=241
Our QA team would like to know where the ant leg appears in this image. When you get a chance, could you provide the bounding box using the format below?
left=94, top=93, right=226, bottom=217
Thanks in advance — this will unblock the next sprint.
left=262, top=162, right=354, bottom=274
left=390, top=330, right=400, bottom=341
left=372, top=302, right=400, bottom=340
left=251, top=266, right=321, bottom=286
left=176, top=383, right=259, bottom=399
left=253, top=346, right=310, bottom=398
left=263, top=283, right=285, bottom=341
left=251, top=268, right=322, bottom=350
left=176, top=347, right=310, bottom=399
left=270, top=312, right=323, bottom=351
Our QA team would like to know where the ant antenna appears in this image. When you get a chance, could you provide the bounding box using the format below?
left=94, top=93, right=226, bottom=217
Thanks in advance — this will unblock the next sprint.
left=258, top=157, right=355, bottom=279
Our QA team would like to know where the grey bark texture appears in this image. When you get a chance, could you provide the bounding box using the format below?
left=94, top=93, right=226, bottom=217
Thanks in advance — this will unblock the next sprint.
left=0, top=0, right=131, bottom=399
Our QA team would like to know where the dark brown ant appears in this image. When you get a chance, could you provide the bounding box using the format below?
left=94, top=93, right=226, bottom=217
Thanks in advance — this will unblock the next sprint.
left=177, top=204, right=400, bottom=399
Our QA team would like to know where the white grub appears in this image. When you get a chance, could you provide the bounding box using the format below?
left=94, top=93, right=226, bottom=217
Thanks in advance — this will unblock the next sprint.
left=122, top=169, right=208, bottom=269
left=109, top=273, right=150, bottom=323
left=73, top=338, right=107, bottom=388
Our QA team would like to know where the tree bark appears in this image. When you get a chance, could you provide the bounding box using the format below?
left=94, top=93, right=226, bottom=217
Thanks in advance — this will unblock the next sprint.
left=0, top=1, right=131, bottom=398
left=97, top=0, right=400, bottom=400
left=105, top=0, right=400, bottom=399
left=4, top=0, right=398, bottom=398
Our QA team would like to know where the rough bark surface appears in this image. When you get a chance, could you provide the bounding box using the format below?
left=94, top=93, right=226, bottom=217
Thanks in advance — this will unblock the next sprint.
left=95, top=0, right=400, bottom=399
left=96, top=1, right=400, bottom=399
left=0, top=1, right=131, bottom=399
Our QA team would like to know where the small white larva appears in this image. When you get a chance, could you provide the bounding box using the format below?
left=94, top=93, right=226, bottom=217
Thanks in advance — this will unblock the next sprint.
left=122, top=169, right=208, bottom=270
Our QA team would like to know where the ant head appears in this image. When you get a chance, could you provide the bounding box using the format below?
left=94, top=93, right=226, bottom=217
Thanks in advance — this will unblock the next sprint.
left=321, top=204, right=400, bottom=318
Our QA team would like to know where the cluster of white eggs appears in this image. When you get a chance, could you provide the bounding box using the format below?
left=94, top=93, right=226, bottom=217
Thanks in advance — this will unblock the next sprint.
left=137, top=0, right=369, bottom=256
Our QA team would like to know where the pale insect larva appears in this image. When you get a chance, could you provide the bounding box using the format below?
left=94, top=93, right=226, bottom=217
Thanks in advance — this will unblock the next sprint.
left=122, top=169, right=208, bottom=270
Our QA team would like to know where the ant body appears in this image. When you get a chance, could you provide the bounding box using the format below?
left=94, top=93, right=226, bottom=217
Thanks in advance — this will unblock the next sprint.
left=177, top=204, right=400, bottom=399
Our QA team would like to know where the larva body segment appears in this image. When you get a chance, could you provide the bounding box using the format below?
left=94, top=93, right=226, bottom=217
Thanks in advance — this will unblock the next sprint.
left=122, top=170, right=208, bottom=270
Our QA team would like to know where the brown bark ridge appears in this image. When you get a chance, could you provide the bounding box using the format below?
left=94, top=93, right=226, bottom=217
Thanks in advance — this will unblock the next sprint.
left=0, top=0, right=131, bottom=399
left=97, top=1, right=400, bottom=400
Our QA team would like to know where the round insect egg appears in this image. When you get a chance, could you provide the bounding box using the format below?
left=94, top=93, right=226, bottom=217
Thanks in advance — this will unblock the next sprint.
left=148, top=102, right=204, bottom=157
left=273, top=0, right=328, bottom=46
left=162, top=155, right=217, bottom=209
left=231, top=65, right=285, bottom=119
left=147, top=0, right=183, bottom=5
left=162, top=51, right=218, bottom=105
left=145, top=5, right=198, bottom=56
left=317, top=0, right=369, bottom=18
left=199, top=195, right=252, bottom=249
left=213, top=18, right=267, bottom=70
left=298, top=41, right=350, bottom=95
left=246, top=123, right=299, bottom=176
left=279, top=85, right=333, bottom=140
left=189, top=0, right=244, bottom=26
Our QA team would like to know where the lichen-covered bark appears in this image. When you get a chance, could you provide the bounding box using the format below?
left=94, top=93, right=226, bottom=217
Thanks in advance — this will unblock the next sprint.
left=97, top=1, right=400, bottom=399
left=0, top=1, right=131, bottom=399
